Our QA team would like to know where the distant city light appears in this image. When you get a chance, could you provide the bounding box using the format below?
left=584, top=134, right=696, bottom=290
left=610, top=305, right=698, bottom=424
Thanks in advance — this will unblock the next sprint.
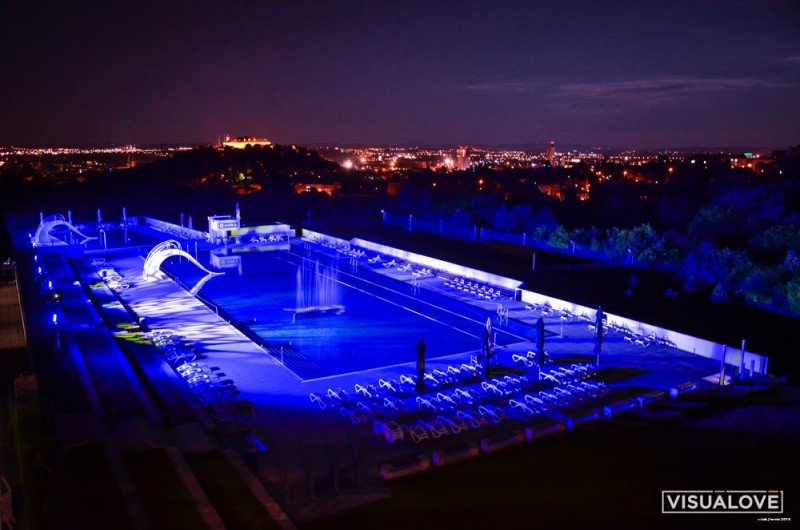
left=342, top=159, right=354, bottom=169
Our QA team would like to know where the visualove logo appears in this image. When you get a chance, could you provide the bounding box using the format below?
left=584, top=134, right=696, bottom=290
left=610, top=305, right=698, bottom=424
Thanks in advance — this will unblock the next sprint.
left=662, top=490, right=783, bottom=514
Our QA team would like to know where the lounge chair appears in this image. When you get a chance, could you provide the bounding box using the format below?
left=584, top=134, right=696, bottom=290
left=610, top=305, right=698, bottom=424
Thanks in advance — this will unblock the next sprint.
left=416, top=396, right=437, bottom=412
left=354, top=383, right=372, bottom=398
left=379, top=378, right=398, bottom=393
left=513, top=354, right=534, bottom=367
left=382, top=421, right=404, bottom=443
left=309, top=393, right=327, bottom=409
left=435, top=392, right=457, bottom=409
left=478, top=405, right=504, bottom=424
left=509, top=399, right=536, bottom=416
left=457, top=410, right=488, bottom=429
left=437, top=414, right=468, bottom=434
left=407, top=423, right=430, bottom=443
left=424, top=419, right=450, bottom=439
left=454, top=388, right=475, bottom=405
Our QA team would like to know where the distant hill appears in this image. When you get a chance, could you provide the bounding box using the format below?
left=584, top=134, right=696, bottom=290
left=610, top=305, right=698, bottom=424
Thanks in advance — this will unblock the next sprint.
left=120, top=144, right=340, bottom=190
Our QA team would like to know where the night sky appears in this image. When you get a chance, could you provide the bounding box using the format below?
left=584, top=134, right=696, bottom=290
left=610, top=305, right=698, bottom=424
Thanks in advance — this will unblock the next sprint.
left=2, top=1, right=798, bottom=148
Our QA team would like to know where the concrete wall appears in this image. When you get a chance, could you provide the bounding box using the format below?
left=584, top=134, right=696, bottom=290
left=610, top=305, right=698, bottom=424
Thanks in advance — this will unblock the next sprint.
left=352, top=237, right=523, bottom=290
left=518, top=289, right=769, bottom=375
left=232, top=224, right=294, bottom=237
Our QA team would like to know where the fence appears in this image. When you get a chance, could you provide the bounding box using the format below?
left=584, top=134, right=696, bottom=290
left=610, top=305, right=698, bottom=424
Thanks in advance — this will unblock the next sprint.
left=382, top=211, right=609, bottom=261
left=384, top=212, right=479, bottom=242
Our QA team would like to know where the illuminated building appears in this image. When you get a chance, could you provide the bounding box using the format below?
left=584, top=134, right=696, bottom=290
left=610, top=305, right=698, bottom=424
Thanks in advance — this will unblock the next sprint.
left=455, top=147, right=470, bottom=171
left=546, top=141, right=556, bottom=165
left=538, top=182, right=564, bottom=200
left=207, top=215, right=241, bottom=241
left=730, top=154, right=774, bottom=172
left=222, top=135, right=273, bottom=149
left=294, top=182, right=341, bottom=196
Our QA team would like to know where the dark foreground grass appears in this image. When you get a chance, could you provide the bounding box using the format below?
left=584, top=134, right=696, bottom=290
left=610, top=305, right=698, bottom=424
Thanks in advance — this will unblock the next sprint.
left=302, top=417, right=799, bottom=530
left=187, top=451, right=281, bottom=530
left=124, top=448, right=208, bottom=530
left=62, top=444, right=134, bottom=530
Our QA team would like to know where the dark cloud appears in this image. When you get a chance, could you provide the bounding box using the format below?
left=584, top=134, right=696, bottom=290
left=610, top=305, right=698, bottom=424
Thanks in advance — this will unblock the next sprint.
left=553, top=77, right=794, bottom=105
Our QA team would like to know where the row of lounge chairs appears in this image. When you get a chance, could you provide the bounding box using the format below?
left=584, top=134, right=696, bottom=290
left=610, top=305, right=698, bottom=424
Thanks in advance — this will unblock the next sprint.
left=375, top=408, right=501, bottom=444
left=509, top=381, right=610, bottom=416
left=368, top=254, right=440, bottom=283
left=444, top=278, right=509, bottom=301
left=512, top=350, right=551, bottom=368
left=146, top=329, right=241, bottom=407
left=147, top=329, right=202, bottom=365
left=175, top=360, right=240, bottom=407
left=249, top=234, right=285, bottom=244
left=304, top=236, right=352, bottom=255
left=311, top=360, right=603, bottom=447
left=524, top=303, right=589, bottom=321
left=337, top=247, right=365, bottom=258
left=152, top=222, right=201, bottom=240
left=595, top=321, right=678, bottom=348
left=375, top=376, right=608, bottom=444
left=383, top=364, right=483, bottom=394
left=411, top=267, right=434, bottom=278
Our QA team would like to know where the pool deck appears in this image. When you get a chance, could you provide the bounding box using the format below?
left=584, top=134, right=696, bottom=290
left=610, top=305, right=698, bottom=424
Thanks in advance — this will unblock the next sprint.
left=105, top=246, right=720, bottom=413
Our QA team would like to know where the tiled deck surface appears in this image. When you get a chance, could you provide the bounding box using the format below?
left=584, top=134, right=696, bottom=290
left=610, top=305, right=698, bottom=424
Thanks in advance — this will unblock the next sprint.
left=105, top=244, right=720, bottom=414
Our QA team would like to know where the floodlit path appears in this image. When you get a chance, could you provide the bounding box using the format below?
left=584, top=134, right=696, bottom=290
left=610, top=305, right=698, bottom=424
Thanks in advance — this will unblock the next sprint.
left=112, top=255, right=306, bottom=406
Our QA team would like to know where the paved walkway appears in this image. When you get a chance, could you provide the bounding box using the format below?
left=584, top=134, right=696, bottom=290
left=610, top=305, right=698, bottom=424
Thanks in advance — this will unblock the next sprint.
left=112, top=255, right=305, bottom=405
left=0, top=282, right=26, bottom=350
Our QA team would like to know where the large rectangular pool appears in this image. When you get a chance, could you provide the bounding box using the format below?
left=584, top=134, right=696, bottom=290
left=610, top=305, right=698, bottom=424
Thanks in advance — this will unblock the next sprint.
left=164, top=245, right=516, bottom=379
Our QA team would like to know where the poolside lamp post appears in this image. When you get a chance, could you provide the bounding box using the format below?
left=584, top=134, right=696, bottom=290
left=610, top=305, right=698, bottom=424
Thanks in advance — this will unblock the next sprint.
left=535, top=317, right=545, bottom=374
left=483, top=318, right=493, bottom=379
left=739, top=339, right=747, bottom=380
left=416, top=338, right=426, bottom=393
left=594, top=306, right=604, bottom=366
left=719, top=345, right=727, bottom=385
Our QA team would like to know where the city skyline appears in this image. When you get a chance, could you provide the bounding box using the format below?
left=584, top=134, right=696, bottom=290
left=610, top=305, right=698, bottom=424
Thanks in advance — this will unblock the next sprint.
left=1, top=1, right=798, bottom=148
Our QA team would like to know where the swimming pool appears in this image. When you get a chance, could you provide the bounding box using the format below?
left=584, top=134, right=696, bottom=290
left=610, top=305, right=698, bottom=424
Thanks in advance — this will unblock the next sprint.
left=164, top=244, right=517, bottom=379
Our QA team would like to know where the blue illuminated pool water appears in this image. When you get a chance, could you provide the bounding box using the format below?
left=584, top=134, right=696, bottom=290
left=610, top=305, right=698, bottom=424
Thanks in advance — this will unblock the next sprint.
left=165, top=247, right=496, bottom=379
